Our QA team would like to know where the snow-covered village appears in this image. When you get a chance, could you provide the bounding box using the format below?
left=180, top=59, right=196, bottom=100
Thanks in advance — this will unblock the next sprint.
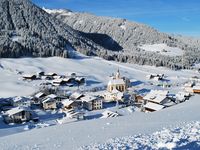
left=0, top=55, right=200, bottom=149
left=1, top=64, right=199, bottom=126
left=0, top=0, right=200, bottom=150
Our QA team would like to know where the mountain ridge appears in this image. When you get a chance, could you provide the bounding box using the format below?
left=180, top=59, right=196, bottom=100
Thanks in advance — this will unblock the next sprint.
left=45, top=8, right=200, bottom=69
left=0, top=0, right=106, bottom=58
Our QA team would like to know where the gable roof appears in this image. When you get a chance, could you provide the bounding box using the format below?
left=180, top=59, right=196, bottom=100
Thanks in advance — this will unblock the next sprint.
left=23, top=74, right=36, bottom=78
left=5, top=107, right=30, bottom=116
left=42, top=97, right=56, bottom=103
left=70, top=92, right=84, bottom=100
left=80, top=95, right=99, bottom=102
left=193, top=86, right=200, bottom=90
left=46, top=72, right=57, bottom=76
left=61, top=99, right=75, bottom=107
left=144, top=102, right=164, bottom=111
left=108, top=78, right=125, bottom=85
left=47, top=94, right=58, bottom=99
left=149, top=95, right=167, bottom=104
left=35, top=92, right=46, bottom=99
left=143, top=90, right=168, bottom=103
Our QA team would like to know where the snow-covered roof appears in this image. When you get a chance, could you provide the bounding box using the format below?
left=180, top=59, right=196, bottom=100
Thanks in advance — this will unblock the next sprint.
left=108, top=78, right=125, bottom=85
left=80, top=95, right=99, bottom=102
left=35, top=92, right=46, bottom=98
left=184, top=82, right=194, bottom=87
left=149, top=95, right=167, bottom=104
left=193, top=86, right=200, bottom=90
left=144, top=102, right=164, bottom=111
left=63, top=78, right=72, bottom=82
left=47, top=94, right=57, bottom=99
left=101, top=110, right=119, bottom=118
left=61, top=99, right=74, bottom=107
left=53, top=75, right=62, bottom=79
left=143, top=90, right=168, bottom=103
left=70, top=92, right=84, bottom=100
left=105, top=89, right=124, bottom=99
left=5, top=107, right=29, bottom=116
left=42, top=97, right=56, bottom=103
left=76, top=77, right=85, bottom=81
left=12, top=96, right=30, bottom=103
left=176, top=91, right=190, bottom=97
left=46, top=72, right=57, bottom=76
left=52, top=79, right=63, bottom=83
left=23, top=74, right=36, bottom=78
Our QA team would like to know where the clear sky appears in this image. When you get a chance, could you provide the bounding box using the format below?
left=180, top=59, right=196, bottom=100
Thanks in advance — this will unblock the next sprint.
left=32, top=0, right=200, bottom=37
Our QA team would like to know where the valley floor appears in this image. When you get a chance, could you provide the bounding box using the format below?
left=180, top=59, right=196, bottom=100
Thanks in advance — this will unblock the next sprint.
left=0, top=56, right=200, bottom=149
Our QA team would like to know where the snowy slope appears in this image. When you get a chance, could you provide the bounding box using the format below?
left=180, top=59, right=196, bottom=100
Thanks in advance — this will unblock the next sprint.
left=81, top=121, right=200, bottom=150
left=0, top=95, right=200, bottom=150
left=139, top=44, right=183, bottom=56
left=0, top=56, right=198, bottom=98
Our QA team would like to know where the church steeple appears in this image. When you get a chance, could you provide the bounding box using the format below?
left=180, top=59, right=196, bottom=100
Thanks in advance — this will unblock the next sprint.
left=116, top=68, right=120, bottom=79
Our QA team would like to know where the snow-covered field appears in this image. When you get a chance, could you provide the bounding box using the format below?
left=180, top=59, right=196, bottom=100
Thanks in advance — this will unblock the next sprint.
left=0, top=55, right=197, bottom=98
left=139, top=43, right=183, bottom=56
left=81, top=121, right=200, bottom=150
left=0, top=95, right=200, bottom=150
left=0, top=55, right=200, bottom=150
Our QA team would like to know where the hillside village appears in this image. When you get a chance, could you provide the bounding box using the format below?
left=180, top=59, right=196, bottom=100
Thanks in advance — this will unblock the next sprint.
left=0, top=67, right=200, bottom=128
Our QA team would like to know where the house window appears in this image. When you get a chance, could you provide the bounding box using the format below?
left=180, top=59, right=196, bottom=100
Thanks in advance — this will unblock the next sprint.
left=22, top=111, right=25, bottom=119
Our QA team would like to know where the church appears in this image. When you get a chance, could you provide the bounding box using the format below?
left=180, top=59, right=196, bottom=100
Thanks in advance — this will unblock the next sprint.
left=107, top=69, right=130, bottom=93
left=104, top=69, right=130, bottom=102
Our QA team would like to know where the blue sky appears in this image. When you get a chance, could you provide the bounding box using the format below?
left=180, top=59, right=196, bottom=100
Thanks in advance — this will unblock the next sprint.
left=32, top=0, right=200, bottom=37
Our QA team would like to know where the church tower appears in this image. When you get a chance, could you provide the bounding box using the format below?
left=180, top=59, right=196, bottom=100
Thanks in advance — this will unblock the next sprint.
left=115, top=68, right=121, bottom=79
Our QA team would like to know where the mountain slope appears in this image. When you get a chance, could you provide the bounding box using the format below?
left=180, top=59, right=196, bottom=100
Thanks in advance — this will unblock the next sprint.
left=46, top=9, right=200, bottom=69
left=0, top=0, right=106, bottom=58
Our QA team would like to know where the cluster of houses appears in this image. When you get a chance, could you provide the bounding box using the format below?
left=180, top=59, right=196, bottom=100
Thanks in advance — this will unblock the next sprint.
left=146, top=74, right=165, bottom=81
left=1, top=69, right=199, bottom=124
left=184, top=81, right=200, bottom=94
left=23, top=71, right=85, bottom=87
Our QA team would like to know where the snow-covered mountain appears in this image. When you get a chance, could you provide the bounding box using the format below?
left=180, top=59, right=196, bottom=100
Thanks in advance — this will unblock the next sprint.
left=0, top=0, right=106, bottom=58
left=0, top=0, right=200, bottom=69
left=45, top=8, right=200, bottom=69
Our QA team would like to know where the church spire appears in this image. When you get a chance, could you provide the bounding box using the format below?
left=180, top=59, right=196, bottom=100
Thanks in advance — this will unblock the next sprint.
left=116, top=68, right=120, bottom=79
